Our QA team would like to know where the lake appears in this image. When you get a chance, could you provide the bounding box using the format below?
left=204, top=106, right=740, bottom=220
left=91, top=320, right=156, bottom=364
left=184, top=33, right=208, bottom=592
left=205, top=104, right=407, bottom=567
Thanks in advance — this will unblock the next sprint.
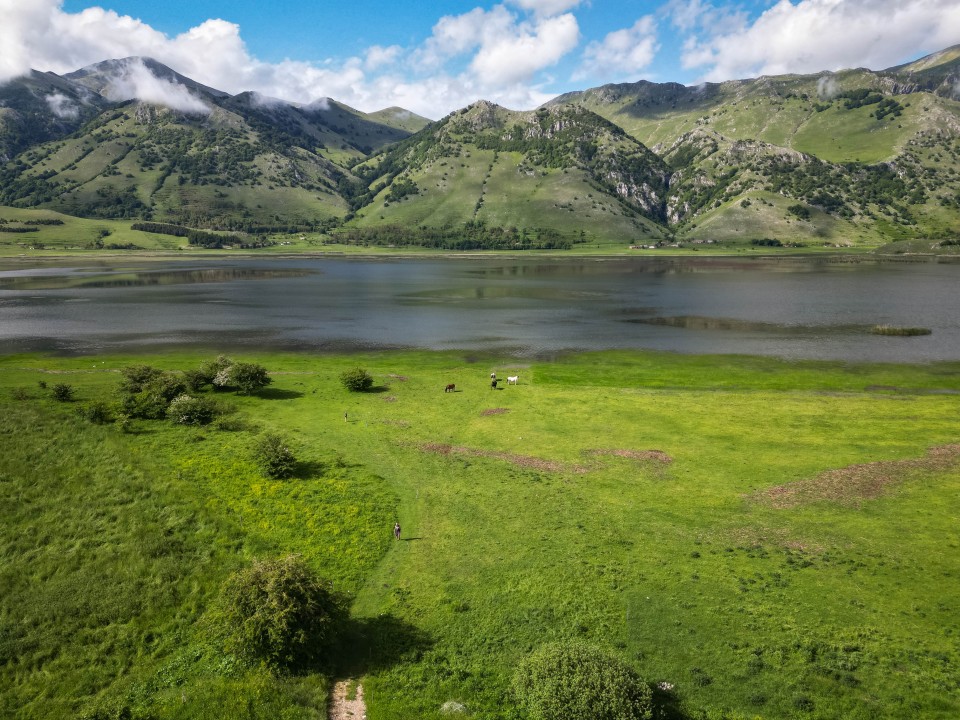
left=1, top=255, right=959, bottom=361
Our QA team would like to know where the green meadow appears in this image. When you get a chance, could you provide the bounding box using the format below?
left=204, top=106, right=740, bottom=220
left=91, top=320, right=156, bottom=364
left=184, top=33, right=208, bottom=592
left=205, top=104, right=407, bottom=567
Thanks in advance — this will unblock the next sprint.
left=2, top=350, right=959, bottom=719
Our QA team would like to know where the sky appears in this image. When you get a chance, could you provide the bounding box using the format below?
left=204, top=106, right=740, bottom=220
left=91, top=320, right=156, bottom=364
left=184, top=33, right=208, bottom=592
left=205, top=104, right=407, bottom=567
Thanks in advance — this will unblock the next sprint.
left=2, top=0, right=959, bottom=119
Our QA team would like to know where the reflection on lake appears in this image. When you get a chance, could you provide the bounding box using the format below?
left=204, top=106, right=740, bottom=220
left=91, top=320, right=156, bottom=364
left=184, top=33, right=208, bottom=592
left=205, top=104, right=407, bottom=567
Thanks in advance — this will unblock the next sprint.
left=0, top=266, right=312, bottom=291
left=1, top=255, right=959, bottom=361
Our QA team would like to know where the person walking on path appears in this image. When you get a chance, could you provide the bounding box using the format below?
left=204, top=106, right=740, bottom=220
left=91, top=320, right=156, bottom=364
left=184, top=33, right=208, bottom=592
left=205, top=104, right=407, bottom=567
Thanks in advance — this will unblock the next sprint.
left=394, top=522, right=401, bottom=540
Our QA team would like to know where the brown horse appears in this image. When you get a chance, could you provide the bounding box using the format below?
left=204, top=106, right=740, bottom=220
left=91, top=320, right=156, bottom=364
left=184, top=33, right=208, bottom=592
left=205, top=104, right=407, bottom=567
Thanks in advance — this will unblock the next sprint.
left=445, top=383, right=456, bottom=392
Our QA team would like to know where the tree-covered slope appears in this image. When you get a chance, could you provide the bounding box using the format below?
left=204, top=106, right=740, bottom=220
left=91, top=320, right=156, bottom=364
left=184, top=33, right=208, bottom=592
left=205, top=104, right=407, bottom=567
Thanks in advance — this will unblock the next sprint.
left=1, top=48, right=959, bottom=247
left=547, top=48, right=960, bottom=246
left=0, top=100, right=352, bottom=228
left=0, top=59, right=427, bottom=229
left=347, top=101, right=671, bottom=245
left=0, top=70, right=110, bottom=163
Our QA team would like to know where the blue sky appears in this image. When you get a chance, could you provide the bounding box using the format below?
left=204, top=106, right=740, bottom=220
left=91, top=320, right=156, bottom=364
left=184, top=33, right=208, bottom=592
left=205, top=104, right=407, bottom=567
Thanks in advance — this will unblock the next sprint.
left=4, top=1, right=959, bottom=118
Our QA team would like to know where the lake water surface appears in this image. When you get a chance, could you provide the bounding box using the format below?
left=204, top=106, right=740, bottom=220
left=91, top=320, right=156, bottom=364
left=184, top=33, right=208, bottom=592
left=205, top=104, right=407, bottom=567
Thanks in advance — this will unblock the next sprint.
left=1, top=255, right=959, bottom=361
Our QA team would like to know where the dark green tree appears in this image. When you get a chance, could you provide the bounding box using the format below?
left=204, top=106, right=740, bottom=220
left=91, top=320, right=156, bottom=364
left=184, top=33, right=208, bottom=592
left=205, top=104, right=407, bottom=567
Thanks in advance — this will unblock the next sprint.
left=220, top=555, right=342, bottom=670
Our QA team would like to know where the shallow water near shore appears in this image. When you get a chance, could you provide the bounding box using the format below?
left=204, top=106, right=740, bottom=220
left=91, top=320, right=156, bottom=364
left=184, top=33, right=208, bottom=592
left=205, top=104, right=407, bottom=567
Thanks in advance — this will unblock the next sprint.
left=1, top=254, right=958, bottom=361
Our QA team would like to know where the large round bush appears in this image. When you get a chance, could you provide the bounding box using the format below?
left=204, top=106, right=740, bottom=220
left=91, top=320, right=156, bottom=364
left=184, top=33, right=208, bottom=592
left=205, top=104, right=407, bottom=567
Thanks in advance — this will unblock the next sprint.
left=253, top=433, right=297, bottom=478
left=339, top=367, right=374, bottom=392
left=512, top=642, right=652, bottom=720
left=167, top=394, right=217, bottom=425
left=220, top=555, right=342, bottom=670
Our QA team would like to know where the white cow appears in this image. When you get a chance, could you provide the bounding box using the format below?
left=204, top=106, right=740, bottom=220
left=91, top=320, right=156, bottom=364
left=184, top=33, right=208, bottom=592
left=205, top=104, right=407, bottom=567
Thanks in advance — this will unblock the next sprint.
left=506, top=375, right=519, bottom=385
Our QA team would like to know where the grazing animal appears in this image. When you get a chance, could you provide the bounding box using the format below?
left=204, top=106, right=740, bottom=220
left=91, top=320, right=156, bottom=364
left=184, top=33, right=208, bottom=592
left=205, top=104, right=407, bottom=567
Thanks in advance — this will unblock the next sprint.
left=507, top=375, right=519, bottom=385
left=445, top=383, right=456, bottom=393
left=491, top=379, right=498, bottom=389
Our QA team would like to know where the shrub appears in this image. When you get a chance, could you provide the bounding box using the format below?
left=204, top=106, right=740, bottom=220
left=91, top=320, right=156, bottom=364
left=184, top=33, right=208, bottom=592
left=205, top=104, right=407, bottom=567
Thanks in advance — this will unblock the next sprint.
left=51, top=383, right=74, bottom=402
left=254, top=433, right=297, bottom=478
left=214, top=361, right=272, bottom=394
left=340, top=367, right=374, bottom=392
left=119, top=364, right=162, bottom=393
left=167, top=394, right=217, bottom=425
left=183, top=368, right=210, bottom=392
left=122, top=372, right=187, bottom=419
left=122, top=391, right=170, bottom=420
left=220, top=555, right=342, bottom=669
left=145, top=373, right=187, bottom=402
left=199, top=355, right=234, bottom=386
left=114, top=412, right=133, bottom=433
left=78, top=401, right=114, bottom=424
left=513, top=642, right=652, bottom=720
left=11, top=387, right=30, bottom=401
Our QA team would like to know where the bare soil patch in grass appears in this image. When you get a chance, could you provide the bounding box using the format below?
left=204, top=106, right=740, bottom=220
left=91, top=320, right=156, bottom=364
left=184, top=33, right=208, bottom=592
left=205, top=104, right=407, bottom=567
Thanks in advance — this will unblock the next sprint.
left=480, top=407, right=509, bottom=416
left=584, top=448, right=673, bottom=464
left=758, top=443, right=960, bottom=508
left=419, top=442, right=588, bottom=473
left=725, top=525, right=824, bottom=554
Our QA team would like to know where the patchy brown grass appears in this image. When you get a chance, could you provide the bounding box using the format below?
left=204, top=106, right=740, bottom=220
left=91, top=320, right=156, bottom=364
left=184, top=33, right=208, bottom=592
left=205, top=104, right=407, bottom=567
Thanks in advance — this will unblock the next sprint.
left=757, top=444, right=960, bottom=508
left=725, top=526, right=824, bottom=554
left=382, top=396, right=398, bottom=402
left=584, top=449, right=673, bottom=464
left=380, top=419, right=410, bottom=428
left=387, top=374, right=408, bottom=381
left=418, top=442, right=587, bottom=473
left=480, top=407, right=510, bottom=416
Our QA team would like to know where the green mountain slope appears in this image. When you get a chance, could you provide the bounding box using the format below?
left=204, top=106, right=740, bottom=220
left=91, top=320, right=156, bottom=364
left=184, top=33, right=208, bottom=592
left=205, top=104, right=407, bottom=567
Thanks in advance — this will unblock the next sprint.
left=0, top=58, right=429, bottom=229
left=1, top=49, right=959, bottom=248
left=547, top=51, right=960, bottom=246
left=347, top=101, right=670, bottom=245
left=0, top=70, right=109, bottom=162
left=0, top=100, right=350, bottom=227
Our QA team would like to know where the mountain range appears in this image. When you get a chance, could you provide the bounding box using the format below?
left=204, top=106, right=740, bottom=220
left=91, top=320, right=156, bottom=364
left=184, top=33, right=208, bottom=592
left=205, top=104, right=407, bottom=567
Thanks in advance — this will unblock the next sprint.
left=1, top=49, right=959, bottom=249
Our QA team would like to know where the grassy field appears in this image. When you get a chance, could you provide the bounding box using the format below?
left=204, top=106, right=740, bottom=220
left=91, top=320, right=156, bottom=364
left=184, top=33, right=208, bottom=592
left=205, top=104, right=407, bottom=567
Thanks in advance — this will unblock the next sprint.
left=2, top=350, right=959, bottom=719
left=0, top=204, right=907, bottom=259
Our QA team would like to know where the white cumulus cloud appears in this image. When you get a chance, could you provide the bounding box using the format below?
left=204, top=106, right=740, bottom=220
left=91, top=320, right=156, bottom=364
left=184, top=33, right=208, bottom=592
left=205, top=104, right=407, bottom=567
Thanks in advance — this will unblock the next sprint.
left=470, top=12, right=580, bottom=86
left=414, top=6, right=517, bottom=70
left=0, top=0, right=593, bottom=117
left=679, top=0, right=960, bottom=81
left=365, top=45, right=403, bottom=72
left=100, top=58, right=210, bottom=114
left=45, top=92, right=80, bottom=119
left=575, top=16, right=659, bottom=82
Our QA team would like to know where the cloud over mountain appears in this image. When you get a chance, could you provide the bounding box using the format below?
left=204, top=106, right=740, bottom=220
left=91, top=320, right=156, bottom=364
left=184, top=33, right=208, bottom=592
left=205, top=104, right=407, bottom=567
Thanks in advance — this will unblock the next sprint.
left=97, top=58, right=210, bottom=114
left=678, top=0, right=960, bottom=80
left=1, top=0, right=959, bottom=119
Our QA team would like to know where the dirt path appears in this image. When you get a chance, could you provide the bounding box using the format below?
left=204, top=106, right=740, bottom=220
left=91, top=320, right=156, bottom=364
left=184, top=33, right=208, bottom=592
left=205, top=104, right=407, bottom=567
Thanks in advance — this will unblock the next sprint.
left=329, top=679, right=366, bottom=720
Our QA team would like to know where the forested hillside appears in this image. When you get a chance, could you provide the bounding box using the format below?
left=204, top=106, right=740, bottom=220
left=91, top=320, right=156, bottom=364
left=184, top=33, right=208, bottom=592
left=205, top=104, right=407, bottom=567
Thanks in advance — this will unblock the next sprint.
left=0, top=49, right=959, bottom=249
